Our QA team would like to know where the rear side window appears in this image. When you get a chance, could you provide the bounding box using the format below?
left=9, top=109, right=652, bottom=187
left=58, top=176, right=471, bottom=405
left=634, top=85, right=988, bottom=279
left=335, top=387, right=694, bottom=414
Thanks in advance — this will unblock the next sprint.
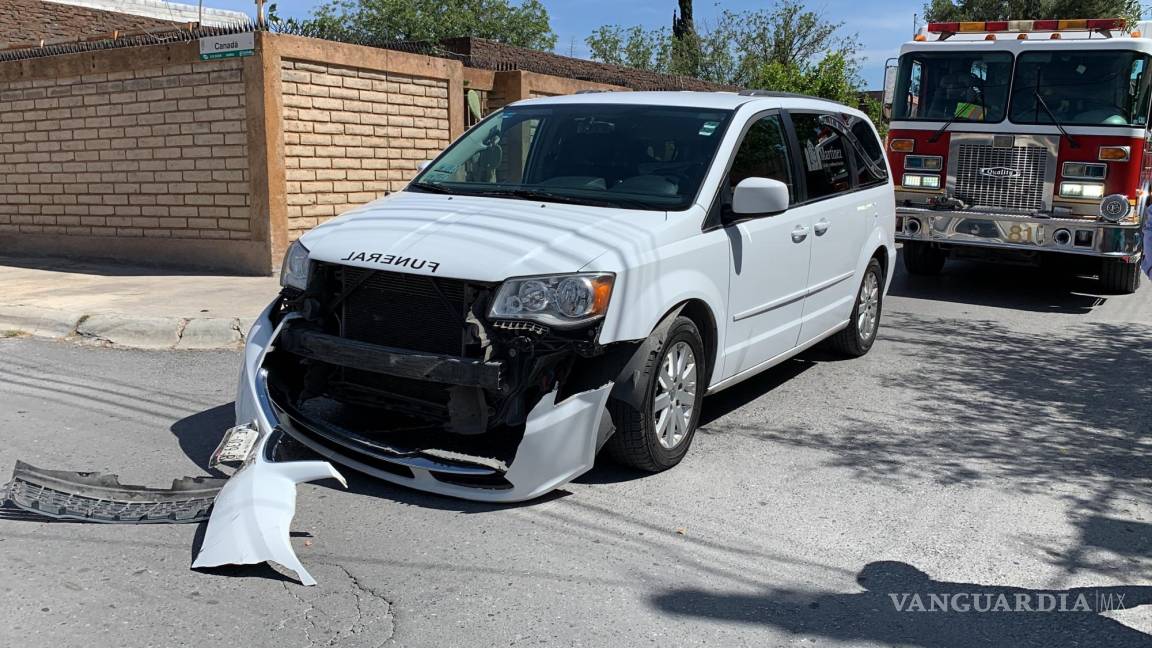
left=728, top=113, right=794, bottom=200
left=846, top=116, right=889, bottom=187
left=790, top=112, right=852, bottom=200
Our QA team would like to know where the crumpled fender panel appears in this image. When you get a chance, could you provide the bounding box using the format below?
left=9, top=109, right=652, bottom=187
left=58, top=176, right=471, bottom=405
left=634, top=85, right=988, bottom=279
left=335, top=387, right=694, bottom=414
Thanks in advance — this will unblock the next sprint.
left=192, top=307, right=346, bottom=586
left=190, top=428, right=345, bottom=586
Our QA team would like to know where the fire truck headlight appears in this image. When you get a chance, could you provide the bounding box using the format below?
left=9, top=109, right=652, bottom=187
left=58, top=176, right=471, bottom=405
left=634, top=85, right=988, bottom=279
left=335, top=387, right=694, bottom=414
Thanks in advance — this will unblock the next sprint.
left=903, top=174, right=941, bottom=190
left=905, top=155, right=943, bottom=171
left=1059, top=182, right=1105, bottom=199
left=1062, top=162, right=1107, bottom=180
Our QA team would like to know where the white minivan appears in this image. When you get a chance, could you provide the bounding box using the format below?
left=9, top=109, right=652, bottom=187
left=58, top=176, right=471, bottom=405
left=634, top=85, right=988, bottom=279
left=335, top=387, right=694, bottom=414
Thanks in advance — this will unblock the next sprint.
left=238, top=91, right=896, bottom=502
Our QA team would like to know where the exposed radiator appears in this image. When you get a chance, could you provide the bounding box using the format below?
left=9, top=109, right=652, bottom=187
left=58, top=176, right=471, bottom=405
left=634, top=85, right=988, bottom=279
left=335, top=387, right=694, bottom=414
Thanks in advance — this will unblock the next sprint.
left=327, top=264, right=472, bottom=356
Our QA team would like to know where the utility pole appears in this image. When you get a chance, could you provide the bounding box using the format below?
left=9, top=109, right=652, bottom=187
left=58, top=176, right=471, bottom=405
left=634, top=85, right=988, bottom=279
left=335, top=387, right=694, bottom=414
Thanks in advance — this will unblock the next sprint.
left=198, top=0, right=203, bottom=25
left=255, top=0, right=266, bottom=28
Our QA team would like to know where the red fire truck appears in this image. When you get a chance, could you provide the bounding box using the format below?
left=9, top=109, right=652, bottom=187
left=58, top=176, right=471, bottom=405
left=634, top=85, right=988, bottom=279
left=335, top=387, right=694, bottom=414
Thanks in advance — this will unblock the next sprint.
left=886, top=18, right=1148, bottom=293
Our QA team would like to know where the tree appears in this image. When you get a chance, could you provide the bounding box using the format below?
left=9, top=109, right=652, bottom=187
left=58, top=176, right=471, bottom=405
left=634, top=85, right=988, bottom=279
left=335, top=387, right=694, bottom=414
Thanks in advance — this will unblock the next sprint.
left=295, top=0, right=557, bottom=50
left=586, top=2, right=868, bottom=91
left=923, top=0, right=1141, bottom=24
left=586, top=25, right=672, bottom=72
left=671, top=0, right=701, bottom=78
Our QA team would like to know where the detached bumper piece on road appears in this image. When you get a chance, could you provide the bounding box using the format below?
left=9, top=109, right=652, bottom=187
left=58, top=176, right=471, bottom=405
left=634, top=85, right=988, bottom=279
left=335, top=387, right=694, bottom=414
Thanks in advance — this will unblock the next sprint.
left=2, top=460, right=224, bottom=523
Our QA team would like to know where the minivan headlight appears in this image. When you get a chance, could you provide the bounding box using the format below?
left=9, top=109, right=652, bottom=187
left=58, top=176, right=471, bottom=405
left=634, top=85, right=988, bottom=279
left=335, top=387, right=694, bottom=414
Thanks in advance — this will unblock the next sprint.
left=280, top=241, right=311, bottom=290
left=490, top=273, right=615, bottom=328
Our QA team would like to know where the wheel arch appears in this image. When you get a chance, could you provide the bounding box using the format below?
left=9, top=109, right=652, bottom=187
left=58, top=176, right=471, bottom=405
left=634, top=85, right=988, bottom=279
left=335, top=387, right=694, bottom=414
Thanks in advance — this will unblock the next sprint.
left=871, top=244, right=889, bottom=281
left=674, top=299, right=719, bottom=388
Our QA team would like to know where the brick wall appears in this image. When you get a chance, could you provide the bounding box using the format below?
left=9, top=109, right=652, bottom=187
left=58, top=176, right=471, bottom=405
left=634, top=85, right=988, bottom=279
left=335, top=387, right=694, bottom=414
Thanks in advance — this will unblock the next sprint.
left=1, top=0, right=181, bottom=46
left=280, top=58, right=450, bottom=239
left=0, top=58, right=250, bottom=241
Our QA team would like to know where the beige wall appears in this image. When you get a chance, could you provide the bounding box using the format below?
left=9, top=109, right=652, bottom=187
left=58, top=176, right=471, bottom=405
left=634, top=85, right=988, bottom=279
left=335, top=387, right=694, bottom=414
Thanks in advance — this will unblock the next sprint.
left=0, top=34, right=633, bottom=274
left=0, top=40, right=269, bottom=273
left=280, top=58, right=451, bottom=240
left=0, top=59, right=250, bottom=241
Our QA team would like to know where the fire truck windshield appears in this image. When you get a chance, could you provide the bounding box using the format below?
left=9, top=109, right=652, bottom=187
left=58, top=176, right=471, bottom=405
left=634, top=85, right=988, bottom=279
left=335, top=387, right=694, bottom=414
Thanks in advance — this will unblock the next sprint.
left=892, top=51, right=1013, bottom=122
left=1009, top=50, right=1152, bottom=127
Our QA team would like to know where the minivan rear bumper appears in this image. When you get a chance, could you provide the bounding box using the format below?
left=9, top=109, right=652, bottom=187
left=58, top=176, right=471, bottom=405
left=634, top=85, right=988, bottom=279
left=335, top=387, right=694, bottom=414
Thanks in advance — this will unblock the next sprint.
left=896, top=206, right=1143, bottom=259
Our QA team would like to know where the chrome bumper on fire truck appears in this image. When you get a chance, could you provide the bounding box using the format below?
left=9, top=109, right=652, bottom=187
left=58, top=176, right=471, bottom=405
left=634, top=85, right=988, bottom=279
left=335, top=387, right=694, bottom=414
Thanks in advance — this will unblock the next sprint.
left=896, top=206, right=1143, bottom=259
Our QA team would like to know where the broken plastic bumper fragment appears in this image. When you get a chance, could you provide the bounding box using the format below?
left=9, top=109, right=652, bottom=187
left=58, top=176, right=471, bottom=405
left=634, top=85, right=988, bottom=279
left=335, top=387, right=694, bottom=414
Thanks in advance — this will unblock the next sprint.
left=191, top=427, right=345, bottom=586
left=2, top=461, right=224, bottom=523
left=193, top=311, right=346, bottom=586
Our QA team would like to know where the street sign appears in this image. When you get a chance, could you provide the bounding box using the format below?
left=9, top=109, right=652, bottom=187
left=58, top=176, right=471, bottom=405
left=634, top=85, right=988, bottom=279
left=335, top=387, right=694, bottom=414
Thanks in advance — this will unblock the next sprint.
left=199, top=32, right=255, bottom=61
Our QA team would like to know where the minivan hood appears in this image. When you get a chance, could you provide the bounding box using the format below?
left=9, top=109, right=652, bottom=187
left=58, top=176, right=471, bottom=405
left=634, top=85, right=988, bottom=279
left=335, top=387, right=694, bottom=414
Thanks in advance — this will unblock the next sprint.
left=301, top=191, right=665, bottom=282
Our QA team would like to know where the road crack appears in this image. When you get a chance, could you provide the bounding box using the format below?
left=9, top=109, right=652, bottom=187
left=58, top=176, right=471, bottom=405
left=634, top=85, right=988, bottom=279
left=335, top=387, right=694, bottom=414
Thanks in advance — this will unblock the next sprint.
left=278, top=564, right=396, bottom=648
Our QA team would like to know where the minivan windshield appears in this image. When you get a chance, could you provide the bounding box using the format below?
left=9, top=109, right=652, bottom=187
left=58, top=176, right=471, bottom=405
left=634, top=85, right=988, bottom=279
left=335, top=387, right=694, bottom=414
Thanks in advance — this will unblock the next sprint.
left=408, top=104, right=734, bottom=210
left=892, top=51, right=1014, bottom=122
left=1009, top=50, right=1152, bottom=127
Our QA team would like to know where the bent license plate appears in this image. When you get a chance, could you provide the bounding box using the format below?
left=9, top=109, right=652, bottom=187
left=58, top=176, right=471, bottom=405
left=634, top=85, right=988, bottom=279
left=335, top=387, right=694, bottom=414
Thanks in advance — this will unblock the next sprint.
left=210, top=425, right=258, bottom=466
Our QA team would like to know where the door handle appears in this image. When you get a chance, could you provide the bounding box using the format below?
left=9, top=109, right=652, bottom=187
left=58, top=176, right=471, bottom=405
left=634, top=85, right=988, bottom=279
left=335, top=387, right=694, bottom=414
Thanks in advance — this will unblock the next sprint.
left=791, top=225, right=809, bottom=243
left=814, top=219, right=830, bottom=236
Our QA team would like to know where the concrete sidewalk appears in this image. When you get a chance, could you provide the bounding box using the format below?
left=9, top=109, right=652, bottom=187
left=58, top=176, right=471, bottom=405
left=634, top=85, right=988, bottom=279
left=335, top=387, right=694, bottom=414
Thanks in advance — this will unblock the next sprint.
left=0, top=256, right=280, bottom=349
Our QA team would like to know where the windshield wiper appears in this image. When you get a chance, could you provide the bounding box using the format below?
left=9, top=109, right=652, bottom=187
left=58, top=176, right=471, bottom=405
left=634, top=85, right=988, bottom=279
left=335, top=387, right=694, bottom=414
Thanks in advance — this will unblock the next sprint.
left=928, top=112, right=959, bottom=143
left=408, top=181, right=452, bottom=194
left=473, top=188, right=623, bottom=207
left=1033, top=91, right=1081, bottom=149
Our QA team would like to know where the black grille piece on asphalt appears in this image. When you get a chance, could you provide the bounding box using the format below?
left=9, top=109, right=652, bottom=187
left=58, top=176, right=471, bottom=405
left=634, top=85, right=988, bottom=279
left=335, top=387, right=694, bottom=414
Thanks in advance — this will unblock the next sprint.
left=2, top=461, right=224, bottom=523
left=332, top=264, right=472, bottom=356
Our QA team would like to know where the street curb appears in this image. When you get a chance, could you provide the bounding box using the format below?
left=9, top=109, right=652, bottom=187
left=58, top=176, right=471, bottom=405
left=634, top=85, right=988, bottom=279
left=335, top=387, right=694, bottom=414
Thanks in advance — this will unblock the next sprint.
left=0, top=303, right=247, bottom=350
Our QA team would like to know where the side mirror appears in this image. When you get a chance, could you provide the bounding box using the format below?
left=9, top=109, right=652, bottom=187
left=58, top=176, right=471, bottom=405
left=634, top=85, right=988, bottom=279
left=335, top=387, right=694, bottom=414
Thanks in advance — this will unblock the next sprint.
left=731, top=177, right=790, bottom=217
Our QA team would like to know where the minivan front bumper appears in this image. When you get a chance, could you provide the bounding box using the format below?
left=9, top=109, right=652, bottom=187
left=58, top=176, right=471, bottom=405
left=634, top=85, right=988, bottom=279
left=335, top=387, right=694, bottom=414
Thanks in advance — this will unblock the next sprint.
left=235, top=304, right=615, bottom=503
left=896, top=206, right=1143, bottom=259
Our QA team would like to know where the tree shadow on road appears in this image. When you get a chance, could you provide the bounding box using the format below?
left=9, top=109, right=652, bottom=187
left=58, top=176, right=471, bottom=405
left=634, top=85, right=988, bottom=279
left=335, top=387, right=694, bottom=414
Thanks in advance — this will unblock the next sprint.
left=889, top=255, right=1111, bottom=314
left=651, top=560, right=1152, bottom=647
left=711, top=311, right=1152, bottom=491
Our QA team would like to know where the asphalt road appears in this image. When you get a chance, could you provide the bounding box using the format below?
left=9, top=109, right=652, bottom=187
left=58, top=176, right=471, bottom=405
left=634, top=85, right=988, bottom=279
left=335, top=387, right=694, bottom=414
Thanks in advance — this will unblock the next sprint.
left=2, top=256, right=1151, bottom=648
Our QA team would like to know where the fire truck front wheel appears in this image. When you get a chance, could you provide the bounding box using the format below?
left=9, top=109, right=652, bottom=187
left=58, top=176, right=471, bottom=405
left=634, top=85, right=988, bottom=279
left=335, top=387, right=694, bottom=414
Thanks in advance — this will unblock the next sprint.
left=902, top=242, right=946, bottom=276
left=1100, top=258, right=1142, bottom=295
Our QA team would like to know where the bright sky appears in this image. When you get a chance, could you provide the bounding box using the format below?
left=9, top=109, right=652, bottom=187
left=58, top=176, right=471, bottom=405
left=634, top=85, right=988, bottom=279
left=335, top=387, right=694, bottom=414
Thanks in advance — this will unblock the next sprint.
left=207, top=0, right=923, bottom=89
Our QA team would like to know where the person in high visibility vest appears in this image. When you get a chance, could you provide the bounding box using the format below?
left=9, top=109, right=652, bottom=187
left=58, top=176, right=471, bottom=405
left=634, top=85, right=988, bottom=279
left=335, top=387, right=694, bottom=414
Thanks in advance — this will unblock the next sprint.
left=954, top=101, right=986, bottom=121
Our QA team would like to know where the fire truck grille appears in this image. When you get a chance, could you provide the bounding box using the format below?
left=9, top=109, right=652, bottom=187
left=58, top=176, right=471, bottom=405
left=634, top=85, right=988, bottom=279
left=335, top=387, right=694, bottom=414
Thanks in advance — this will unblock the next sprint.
left=953, top=144, right=1048, bottom=211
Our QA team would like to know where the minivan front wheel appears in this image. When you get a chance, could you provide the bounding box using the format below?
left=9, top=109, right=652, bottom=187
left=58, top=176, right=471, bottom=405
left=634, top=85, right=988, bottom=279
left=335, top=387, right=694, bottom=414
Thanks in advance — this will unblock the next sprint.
left=829, top=258, right=884, bottom=357
left=607, top=316, right=704, bottom=472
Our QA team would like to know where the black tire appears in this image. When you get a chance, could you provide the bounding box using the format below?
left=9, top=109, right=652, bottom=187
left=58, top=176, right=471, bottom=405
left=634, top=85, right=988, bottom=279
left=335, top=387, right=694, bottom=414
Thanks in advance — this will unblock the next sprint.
left=902, top=241, right=946, bottom=275
left=828, top=258, right=884, bottom=358
left=606, top=316, right=704, bottom=472
left=1100, top=258, right=1142, bottom=294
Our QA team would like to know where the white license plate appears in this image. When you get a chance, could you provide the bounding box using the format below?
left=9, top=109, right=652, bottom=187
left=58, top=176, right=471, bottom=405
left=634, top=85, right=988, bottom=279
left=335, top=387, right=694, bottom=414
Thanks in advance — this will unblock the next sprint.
left=210, top=425, right=259, bottom=466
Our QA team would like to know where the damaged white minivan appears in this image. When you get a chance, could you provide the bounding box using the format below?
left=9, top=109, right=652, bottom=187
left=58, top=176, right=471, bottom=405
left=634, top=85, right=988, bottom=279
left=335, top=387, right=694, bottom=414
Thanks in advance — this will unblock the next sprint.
left=232, top=91, right=895, bottom=505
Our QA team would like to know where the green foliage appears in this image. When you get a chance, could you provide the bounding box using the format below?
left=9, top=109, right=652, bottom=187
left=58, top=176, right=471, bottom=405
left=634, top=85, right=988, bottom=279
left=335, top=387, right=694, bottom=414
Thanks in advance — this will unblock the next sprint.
left=923, top=0, right=1141, bottom=23
left=286, top=0, right=557, bottom=50
left=587, top=1, right=873, bottom=109
left=586, top=25, right=672, bottom=71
